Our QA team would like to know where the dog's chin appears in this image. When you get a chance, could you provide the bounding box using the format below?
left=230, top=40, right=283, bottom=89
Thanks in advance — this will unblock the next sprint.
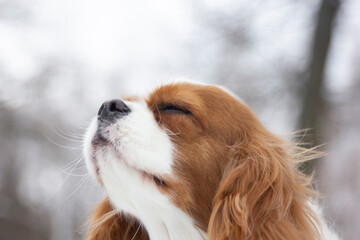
left=88, top=132, right=167, bottom=188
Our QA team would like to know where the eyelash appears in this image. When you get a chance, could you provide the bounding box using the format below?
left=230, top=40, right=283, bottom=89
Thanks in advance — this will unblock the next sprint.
left=157, top=104, right=191, bottom=115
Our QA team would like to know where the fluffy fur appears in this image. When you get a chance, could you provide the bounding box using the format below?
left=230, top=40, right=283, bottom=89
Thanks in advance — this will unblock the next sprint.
left=83, top=82, right=339, bottom=240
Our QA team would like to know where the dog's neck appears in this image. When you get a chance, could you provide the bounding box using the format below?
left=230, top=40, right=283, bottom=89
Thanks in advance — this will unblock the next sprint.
left=99, top=159, right=207, bottom=240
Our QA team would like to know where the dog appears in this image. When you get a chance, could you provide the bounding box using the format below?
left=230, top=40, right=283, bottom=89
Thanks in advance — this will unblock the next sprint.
left=83, top=82, right=339, bottom=240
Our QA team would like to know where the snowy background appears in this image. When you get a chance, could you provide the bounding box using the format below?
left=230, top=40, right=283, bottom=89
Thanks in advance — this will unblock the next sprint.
left=0, top=0, right=359, bottom=239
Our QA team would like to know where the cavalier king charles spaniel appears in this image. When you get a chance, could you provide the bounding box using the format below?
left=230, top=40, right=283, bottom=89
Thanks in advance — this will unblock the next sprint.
left=83, top=82, right=339, bottom=240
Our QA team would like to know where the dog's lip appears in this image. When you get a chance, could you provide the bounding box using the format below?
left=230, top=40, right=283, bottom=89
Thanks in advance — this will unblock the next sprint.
left=91, top=131, right=110, bottom=147
left=90, top=132, right=167, bottom=187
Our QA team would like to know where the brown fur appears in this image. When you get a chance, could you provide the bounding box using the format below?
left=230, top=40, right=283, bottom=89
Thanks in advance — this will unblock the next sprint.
left=85, top=198, right=149, bottom=240
left=85, top=83, right=321, bottom=240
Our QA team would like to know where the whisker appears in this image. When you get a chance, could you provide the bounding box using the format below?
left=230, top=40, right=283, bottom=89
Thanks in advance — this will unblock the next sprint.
left=45, top=135, right=83, bottom=150
left=61, top=155, right=86, bottom=170
left=49, top=123, right=85, bottom=141
left=155, top=102, right=162, bottom=125
left=165, top=128, right=181, bottom=136
left=55, top=125, right=84, bottom=138
left=62, top=156, right=85, bottom=181
left=46, top=155, right=86, bottom=201
left=58, top=130, right=84, bottom=141
left=65, top=176, right=89, bottom=200
left=131, top=223, right=142, bottom=240
left=59, top=170, right=88, bottom=177
left=50, top=153, right=83, bottom=172
left=75, top=120, right=94, bottom=130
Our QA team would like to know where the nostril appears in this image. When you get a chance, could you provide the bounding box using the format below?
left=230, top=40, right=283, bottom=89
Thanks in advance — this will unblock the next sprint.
left=109, top=99, right=130, bottom=113
left=110, top=101, right=117, bottom=112
left=98, top=103, right=105, bottom=116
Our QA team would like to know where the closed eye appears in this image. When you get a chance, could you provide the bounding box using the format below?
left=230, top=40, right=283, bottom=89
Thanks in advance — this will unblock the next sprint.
left=157, top=104, right=191, bottom=115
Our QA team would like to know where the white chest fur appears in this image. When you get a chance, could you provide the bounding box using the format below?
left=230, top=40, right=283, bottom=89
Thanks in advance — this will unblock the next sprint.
left=98, top=156, right=207, bottom=240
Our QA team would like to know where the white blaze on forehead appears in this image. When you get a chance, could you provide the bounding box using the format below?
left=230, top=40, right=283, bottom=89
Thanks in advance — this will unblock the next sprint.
left=110, top=100, right=173, bottom=174
left=83, top=98, right=174, bottom=178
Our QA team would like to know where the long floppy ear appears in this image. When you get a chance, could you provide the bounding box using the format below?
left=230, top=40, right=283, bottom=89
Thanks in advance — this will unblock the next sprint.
left=85, top=198, right=149, bottom=240
left=208, top=131, right=320, bottom=240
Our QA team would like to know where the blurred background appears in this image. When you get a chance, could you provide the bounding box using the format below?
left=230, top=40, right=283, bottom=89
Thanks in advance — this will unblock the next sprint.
left=0, top=0, right=359, bottom=239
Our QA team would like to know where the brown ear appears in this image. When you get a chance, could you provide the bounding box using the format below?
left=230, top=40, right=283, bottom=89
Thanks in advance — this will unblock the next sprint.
left=85, top=198, right=149, bottom=240
left=208, top=133, right=320, bottom=240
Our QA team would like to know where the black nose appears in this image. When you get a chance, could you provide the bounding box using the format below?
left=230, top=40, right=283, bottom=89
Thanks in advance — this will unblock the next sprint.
left=97, top=99, right=130, bottom=123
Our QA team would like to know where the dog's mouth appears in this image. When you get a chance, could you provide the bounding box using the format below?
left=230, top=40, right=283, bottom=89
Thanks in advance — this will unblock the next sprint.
left=90, top=131, right=167, bottom=188
left=91, top=131, right=109, bottom=148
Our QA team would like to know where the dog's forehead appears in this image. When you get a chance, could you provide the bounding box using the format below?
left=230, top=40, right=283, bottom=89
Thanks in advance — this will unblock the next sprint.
left=123, top=83, right=243, bottom=117
left=122, top=84, right=201, bottom=104
left=146, top=83, right=203, bottom=104
left=123, top=95, right=142, bottom=102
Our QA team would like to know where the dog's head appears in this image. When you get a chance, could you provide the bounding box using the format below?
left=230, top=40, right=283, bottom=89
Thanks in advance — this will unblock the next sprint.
left=84, top=82, right=319, bottom=240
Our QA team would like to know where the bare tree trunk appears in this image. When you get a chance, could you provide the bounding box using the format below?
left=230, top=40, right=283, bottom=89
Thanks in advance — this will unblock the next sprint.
left=298, top=0, right=340, bottom=175
left=0, top=106, right=50, bottom=240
